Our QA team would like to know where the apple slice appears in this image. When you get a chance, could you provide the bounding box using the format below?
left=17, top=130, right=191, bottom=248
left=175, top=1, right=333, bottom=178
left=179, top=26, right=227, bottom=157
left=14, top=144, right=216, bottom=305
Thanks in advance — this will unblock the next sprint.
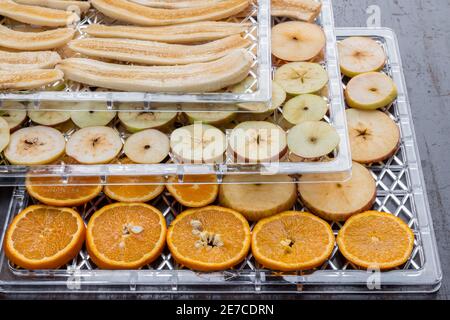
left=119, top=109, right=178, bottom=132
left=0, top=117, right=10, bottom=153
left=274, top=62, right=328, bottom=95
left=70, top=102, right=117, bottom=128
left=0, top=102, right=27, bottom=131
left=338, top=36, right=386, bottom=77
left=345, top=72, right=397, bottom=110
left=182, top=103, right=235, bottom=126
left=229, top=121, right=287, bottom=163
left=272, top=21, right=326, bottom=62
left=287, top=121, right=339, bottom=159
left=346, top=108, right=400, bottom=164
left=28, top=110, right=70, bottom=126
left=124, top=129, right=169, bottom=164
left=282, top=94, right=328, bottom=125
left=298, top=162, right=376, bottom=221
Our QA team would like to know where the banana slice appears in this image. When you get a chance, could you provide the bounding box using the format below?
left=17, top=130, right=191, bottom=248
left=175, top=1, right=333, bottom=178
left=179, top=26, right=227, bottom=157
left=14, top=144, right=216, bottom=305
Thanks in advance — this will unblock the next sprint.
left=4, top=126, right=65, bottom=165
left=90, top=0, right=249, bottom=26
left=70, top=103, right=116, bottom=128
left=28, top=110, right=71, bottom=126
left=287, top=121, right=339, bottom=159
left=272, top=21, right=325, bottom=62
left=124, top=129, right=169, bottom=164
left=85, top=22, right=250, bottom=44
left=56, top=50, right=252, bottom=92
left=271, top=0, right=322, bottom=22
left=170, top=123, right=226, bottom=163
left=282, top=94, right=328, bottom=125
left=219, top=174, right=297, bottom=221
left=0, top=50, right=61, bottom=71
left=298, top=162, right=376, bottom=221
left=0, top=0, right=79, bottom=27
left=130, top=0, right=219, bottom=8
left=0, top=25, right=75, bottom=51
left=66, top=126, right=123, bottom=164
left=274, top=62, right=328, bottom=95
left=119, top=109, right=177, bottom=133
left=229, top=121, right=287, bottom=163
left=338, top=37, right=386, bottom=77
left=345, top=72, right=397, bottom=110
left=0, top=69, right=64, bottom=90
left=68, top=35, right=251, bottom=65
left=14, top=0, right=91, bottom=13
left=0, top=117, right=10, bottom=153
left=346, top=109, right=400, bottom=164
left=0, top=102, right=28, bottom=131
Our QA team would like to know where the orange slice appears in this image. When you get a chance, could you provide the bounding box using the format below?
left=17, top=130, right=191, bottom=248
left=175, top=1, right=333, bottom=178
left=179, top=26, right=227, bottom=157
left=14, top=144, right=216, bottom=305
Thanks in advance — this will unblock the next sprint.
left=166, top=174, right=218, bottom=207
left=167, top=206, right=251, bottom=271
left=4, top=205, right=85, bottom=270
left=86, top=202, right=166, bottom=269
left=337, top=211, right=414, bottom=270
left=252, top=211, right=335, bottom=271
left=104, top=176, right=165, bottom=202
left=26, top=176, right=102, bottom=207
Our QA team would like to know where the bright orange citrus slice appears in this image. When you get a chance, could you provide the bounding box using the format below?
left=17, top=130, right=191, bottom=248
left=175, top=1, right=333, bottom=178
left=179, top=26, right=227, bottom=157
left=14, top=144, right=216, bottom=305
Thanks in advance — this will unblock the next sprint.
left=167, top=206, right=251, bottom=271
left=337, top=211, right=414, bottom=270
left=26, top=176, right=102, bottom=207
left=104, top=176, right=165, bottom=202
left=4, top=205, right=85, bottom=269
left=252, top=211, right=335, bottom=271
left=166, top=175, right=218, bottom=207
left=86, top=202, right=166, bottom=269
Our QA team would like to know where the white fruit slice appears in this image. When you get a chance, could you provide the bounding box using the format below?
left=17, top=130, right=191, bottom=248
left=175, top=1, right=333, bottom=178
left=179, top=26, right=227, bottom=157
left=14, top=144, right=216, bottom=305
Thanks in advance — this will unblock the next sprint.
left=170, top=123, right=226, bottom=164
left=0, top=102, right=27, bottom=131
left=70, top=103, right=117, bottom=128
left=274, top=62, right=328, bottom=95
left=338, top=36, right=386, bottom=77
left=229, top=121, right=287, bottom=163
left=271, top=21, right=326, bottom=62
left=119, top=109, right=177, bottom=132
left=298, top=162, right=376, bottom=221
left=0, top=117, right=10, bottom=153
left=28, top=110, right=70, bottom=126
left=66, top=126, right=122, bottom=164
left=287, top=121, right=339, bottom=159
left=346, top=108, right=400, bottom=164
left=124, top=129, right=169, bottom=164
left=219, top=174, right=297, bottom=221
left=345, top=72, right=397, bottom=110
left=184, top=110, right=235, bottom=126
left=282, top=94, right=328, bottom=125
left=4, top=126, right=65, bottom=165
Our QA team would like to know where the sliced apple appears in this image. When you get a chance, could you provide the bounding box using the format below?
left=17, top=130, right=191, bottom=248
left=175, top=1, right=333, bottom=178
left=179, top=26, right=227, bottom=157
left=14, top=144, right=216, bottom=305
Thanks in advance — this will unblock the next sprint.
left=274, top=62, right=328, bottom=95
left=70, top=102, right=116, bottom=128
left=28, top=110, right=70, bottom=126
left=119, top=108, right=178, bottom=132
left=124, top=129, right=169, bottom=164
left=282, top=94, right=328, bottom=125
left=0, top=116, right=10, bottom=153
left=0, top=101, right=27, bottom=131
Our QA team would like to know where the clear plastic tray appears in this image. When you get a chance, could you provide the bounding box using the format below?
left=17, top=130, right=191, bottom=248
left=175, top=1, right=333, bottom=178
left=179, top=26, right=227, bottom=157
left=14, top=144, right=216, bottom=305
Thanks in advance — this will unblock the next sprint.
left=0, top=28, right=442, bottom=294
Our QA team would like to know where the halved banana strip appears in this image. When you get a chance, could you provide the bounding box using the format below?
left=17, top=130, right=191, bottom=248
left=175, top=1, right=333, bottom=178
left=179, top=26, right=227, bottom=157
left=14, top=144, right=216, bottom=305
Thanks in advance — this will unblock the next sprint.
left=0, top=25, right=75, bottom=51
left=28, top=110, right=71, bottom=126
left=0, top=117, right=10, bottom=153
left=130, top=0, right=220, bottom=9
left=14, top=0, right=91, bottom=13
left=90, top=0, right=249, bottom=26
left=0, top=69, right=63, bottom=90
left=271, top=0, right=322, bottom=22
left=4, top=126, right=66, bottom=165
left=0, top=50, right=61, bottom=71
left=56, top=50, right=252, bottom=92
left=68, top=35, right=251, bottom=65
left=124, top=129, right=170, bottom=164
left=0, top=0, right=79, bottom=27
left=66, top=126, right=123, bottom=164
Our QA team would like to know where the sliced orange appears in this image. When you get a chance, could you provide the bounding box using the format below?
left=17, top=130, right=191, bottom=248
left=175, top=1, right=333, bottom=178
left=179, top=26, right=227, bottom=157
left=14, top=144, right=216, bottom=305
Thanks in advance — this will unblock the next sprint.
left=26, top=176, right=102, bottom=207
left=166, top=175, right=218, bottom=207
left=4, top=205, right=85, bottom=269
left=252, top=211, right=335, bottom=271
left=167, top=206, right=251, bottom=271
left=104, top=176, right=165, bottom=202
left=86, top=202, right=166, bottom=269
left=337, top=211, right=414, bottom=270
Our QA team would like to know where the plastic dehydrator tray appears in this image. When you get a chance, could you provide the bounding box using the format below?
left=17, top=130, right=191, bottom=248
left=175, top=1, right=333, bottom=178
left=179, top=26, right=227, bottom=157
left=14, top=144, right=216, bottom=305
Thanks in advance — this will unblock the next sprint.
left=0, top=28, right=442, bottom=293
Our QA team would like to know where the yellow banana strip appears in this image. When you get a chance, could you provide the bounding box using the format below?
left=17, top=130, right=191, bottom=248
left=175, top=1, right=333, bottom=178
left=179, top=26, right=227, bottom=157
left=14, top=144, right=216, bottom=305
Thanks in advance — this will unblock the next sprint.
left=14, top=0, right=91, bottom=13
left=0, top=69, right=64, bottom=90
left=129, top=0, right=220, bottom=8
left=0, top=50, right=61, bottom=70
left=271, top=0, right=322, bottom=22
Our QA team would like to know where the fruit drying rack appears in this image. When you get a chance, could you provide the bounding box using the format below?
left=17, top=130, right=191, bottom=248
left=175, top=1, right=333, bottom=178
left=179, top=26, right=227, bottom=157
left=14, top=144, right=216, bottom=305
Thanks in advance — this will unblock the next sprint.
left=0, top=28, right=441, bottom=293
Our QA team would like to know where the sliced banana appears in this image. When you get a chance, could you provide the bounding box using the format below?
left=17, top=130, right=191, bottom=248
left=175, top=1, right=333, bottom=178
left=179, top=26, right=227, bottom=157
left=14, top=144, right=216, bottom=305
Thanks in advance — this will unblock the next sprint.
left=346, top=108, right=400, bottom=164
left=0, top=102, right=27, bottom=131
left=4, top=126, right=65, bottom=165
left=119, top=108, right=177, bottom=133
left=170, top=123, right=226, bottom=164
left=70, top=103, right=116, bottom=128
left=338, top=36, right=386, bottom=77
left=229, top=121, right=287, bottom=163
left=287, top=121, right=339, bottom=159
left=282, top=94, right=328, bottom=125
left=274, top=62, right=328, bottom=95
left=124, top=129, right=170, bottom=164
left=28, top=110, right=71, bottom=126
left=66, top=126, right=123, bottom=164
left=0, top=117, right=10, bottom=153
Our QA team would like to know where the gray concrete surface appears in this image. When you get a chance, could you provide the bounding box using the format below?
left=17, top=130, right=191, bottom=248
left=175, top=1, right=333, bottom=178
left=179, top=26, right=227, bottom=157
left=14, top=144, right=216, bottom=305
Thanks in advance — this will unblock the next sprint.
left=1, top=0, right=449, bottom=300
